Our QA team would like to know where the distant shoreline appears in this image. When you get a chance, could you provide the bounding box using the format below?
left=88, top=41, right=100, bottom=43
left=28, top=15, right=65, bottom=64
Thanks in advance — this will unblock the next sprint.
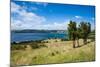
left=11, top=29, right=67, bottom=33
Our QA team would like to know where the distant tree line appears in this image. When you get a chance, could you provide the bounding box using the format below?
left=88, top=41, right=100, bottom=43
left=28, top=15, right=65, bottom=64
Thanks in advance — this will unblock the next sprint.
left=68, top=20, right=91, bottom=48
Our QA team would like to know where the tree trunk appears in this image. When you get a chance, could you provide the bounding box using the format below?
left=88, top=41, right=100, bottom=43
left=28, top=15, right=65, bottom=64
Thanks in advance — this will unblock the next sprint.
left=83, top=39, right=85, bottom=45
left=85, top=38, right=87, bottom=44
left=77, top=39, right=79, bottom=47
left=83, top=38, right=87, bottom=45
left=73, top=40, right=75, bottom=48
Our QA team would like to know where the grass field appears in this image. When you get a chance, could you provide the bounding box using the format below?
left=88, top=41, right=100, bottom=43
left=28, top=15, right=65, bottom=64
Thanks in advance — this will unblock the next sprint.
left=11, top=39, right=95, bottom=66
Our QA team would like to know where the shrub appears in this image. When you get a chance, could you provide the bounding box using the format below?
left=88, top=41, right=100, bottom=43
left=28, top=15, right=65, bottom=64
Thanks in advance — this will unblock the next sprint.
left=51, top=52, right=55, bottom=56
left=61, top=39, right=68, bottom=41
left=40, top=44, right=47, bottom=47
left=30, top=44, right=39, bottom=49
left=11, top=45, right=26, bottom=50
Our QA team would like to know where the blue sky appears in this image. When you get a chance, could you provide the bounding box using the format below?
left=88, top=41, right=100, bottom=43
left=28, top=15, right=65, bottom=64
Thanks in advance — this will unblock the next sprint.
left=11, top=1, right=95, bottom=30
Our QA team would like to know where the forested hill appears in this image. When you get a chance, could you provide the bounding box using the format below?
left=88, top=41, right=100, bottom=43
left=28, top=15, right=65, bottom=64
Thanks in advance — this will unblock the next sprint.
left=11, top=29, right=67, bottom=33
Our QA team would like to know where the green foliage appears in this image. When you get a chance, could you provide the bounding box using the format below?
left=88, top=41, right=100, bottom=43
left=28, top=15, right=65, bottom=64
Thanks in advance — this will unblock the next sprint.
left=11, top=41, right=47, bottom=50
left=68, top=21, right=77, bottom=40
left=30, top=44, right=40, bottom=49
left=61, top=39, right=68, bottom=41
left=11, top=45, right=26, bottom=50
left=68, top=21, right=77, bottom=48
left=68, top=20, right=92, bottom=47
left=31, top=43, right=47, bottom=49
left=79, top=22, right=91, bottom=44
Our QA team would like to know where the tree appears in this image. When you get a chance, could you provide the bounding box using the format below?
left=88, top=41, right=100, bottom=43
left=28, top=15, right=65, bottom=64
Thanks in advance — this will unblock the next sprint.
left=68, top=21, right=91, bottom=48
left=68, top=21, right=77, bottom=48
left=87, top=22, right=91, bottom=34
left=76, top=27, right=81, bottom=47
left=79, top=22, right=91, bottom=45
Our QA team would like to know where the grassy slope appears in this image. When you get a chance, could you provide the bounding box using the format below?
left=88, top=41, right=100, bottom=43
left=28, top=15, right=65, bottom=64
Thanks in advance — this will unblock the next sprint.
left=11, top=39, right=95, bottom=66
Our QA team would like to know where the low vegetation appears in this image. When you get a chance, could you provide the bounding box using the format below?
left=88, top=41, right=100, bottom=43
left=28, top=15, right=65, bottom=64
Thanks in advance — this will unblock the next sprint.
left=11, top=39, right=95, bottom=66
left=11, top=40, right=47, bottom=50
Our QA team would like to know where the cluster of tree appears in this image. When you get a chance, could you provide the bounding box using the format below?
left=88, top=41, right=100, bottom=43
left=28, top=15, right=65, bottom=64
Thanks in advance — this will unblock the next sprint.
left=68, top=21, right=91, bottom=48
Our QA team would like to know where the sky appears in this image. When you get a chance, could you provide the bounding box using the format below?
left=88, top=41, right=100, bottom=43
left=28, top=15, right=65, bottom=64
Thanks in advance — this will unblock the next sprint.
left=11, top=0, right=95, bottom=30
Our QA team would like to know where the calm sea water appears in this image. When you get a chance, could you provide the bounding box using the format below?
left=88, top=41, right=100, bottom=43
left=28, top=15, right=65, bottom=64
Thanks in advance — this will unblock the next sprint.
left=11, top=32, right=67, bottom=42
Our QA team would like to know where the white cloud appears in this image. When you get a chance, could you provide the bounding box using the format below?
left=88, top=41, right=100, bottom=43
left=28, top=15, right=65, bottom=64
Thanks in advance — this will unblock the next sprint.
left=11, top=2, right=46, bottom=30
left=11, top=2, right=68, bottom=30
left=41, top=23, right=67, bottom=30
left=75, top=16, right=82, bottom=19
left=35, top=20, right=69, bottom=30
left=11, top=2, right=21, bottom=13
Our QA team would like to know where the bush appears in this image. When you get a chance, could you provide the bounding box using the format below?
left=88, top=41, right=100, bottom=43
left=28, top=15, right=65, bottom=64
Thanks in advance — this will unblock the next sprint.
left=55, top=40, right=57, bottom=42
left=45, top=41, right=48, bottom=43
left=11, top=45, right=26, bottom=50
left=30, top=44, right=39, bottom=49
left=30, top=43, right=47, bottom=49
left=11, top=40, right=47, bottom=50
left=51, top=52, right=55, bottom=56
left=61, top=39, right=68, bottom=41
left=40, top=43, right=47, bottom=47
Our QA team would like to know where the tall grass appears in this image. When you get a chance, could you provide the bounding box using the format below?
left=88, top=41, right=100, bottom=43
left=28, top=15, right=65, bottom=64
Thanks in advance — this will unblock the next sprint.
left=11, top=39, right=95, bottom=66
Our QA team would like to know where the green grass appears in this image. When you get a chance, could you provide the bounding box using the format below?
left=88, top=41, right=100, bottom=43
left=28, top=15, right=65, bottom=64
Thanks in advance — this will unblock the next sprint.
left=11, top=39, right=95, bottom=66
